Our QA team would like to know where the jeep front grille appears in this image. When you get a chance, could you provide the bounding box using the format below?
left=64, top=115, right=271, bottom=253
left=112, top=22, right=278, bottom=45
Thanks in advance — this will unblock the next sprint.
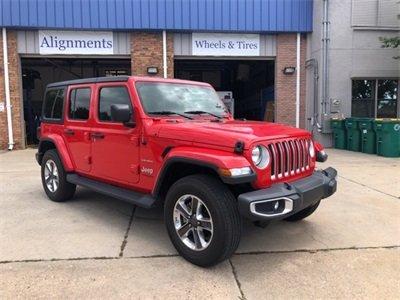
left=268, top=138, right=311, bottom=180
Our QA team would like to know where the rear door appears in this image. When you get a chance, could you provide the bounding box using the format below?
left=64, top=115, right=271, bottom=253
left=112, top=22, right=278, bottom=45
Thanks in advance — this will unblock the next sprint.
left=90, top=82, right=140, bottom=184
left=63, top=85, right=92, bottom=173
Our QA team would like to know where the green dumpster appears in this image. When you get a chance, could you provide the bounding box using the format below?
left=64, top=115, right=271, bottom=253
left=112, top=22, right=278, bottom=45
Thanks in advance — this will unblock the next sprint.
left=345, top=118, right=361, bottom=151
left=374, top=119, right=400, bottom=157
left=358, top=118, right=376, bottom=154
left=331, top=118, right=347, bottom=149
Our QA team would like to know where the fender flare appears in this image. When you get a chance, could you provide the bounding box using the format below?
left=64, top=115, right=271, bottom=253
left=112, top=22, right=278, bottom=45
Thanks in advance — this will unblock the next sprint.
left=38, top=136, right=74, bottom=171
left=152, top=147, right=256, bottom=197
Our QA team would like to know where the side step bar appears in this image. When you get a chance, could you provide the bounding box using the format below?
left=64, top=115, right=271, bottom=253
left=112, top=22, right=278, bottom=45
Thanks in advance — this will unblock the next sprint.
left=66, top=174, right=156, bottom=209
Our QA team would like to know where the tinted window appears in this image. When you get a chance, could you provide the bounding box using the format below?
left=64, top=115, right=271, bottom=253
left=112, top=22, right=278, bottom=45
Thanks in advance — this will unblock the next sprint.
left=69, top=88, right=91, bottom=120
left=98, top=87, right=131, bottom=121
left=43, top=88, right=65, bottom=120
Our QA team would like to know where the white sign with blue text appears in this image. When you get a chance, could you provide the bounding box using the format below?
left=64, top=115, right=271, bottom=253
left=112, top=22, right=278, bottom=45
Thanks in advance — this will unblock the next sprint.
left=192, top=33, right=260, bottom=56
left=38, top=30, right=114, bottom=55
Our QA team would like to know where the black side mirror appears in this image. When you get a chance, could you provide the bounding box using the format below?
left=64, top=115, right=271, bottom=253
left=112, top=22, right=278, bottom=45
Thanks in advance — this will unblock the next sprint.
left=110, top=104, right=135, bottom=127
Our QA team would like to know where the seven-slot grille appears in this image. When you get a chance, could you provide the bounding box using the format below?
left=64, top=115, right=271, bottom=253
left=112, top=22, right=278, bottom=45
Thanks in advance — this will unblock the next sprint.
left=267, top=138, right=312, bottom=180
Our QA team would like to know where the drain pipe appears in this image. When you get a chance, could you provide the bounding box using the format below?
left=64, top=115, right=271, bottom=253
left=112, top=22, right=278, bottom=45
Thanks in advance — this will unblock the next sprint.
left=306, top=58, right=322, bottom=135
left=2, top=28, right=14, bottom=150
left=321, top=0, right=330, bottom=129
left=162, top=30, right=167, bottom=78
left=295, top=33, right=301, bottom=128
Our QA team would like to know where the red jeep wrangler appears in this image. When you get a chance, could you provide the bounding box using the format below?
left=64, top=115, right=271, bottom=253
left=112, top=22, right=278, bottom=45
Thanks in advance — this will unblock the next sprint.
left=36, top=76, right=337, bottom=266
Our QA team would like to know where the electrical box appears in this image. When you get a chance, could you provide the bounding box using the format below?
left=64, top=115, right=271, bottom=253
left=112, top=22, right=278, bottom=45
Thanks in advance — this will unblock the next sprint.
left=330, top=98, right=342, bottom=115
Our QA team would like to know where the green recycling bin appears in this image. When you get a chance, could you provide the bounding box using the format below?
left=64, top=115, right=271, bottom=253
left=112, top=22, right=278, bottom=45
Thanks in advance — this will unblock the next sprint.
left=358, top=118, right=376, bottom=154
left=345, top=118, right=361, bottom=151
left=373, top=119, right=400, bottom=157
left=331, top=118, right=347, bottom=149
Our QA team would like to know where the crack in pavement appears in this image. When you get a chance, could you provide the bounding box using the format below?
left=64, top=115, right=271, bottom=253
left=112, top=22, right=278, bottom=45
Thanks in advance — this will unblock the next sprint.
left=1, top=245, right=398, bottom=265
left=339, top=175, right=399, bottom=199
left=229, top=259, right=246, bottom=300
left=119, top=205, right=136, bottom=258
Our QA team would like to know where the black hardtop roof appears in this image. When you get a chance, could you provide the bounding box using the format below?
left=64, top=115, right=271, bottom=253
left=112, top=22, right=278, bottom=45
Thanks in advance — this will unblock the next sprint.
left=46, top=76, right=130, bottom=88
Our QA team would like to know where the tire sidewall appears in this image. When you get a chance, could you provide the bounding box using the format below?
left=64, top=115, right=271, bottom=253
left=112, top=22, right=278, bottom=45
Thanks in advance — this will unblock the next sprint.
left=164, top=176, right=238, bottom=266
left=41, top=149, right=74, bottom=202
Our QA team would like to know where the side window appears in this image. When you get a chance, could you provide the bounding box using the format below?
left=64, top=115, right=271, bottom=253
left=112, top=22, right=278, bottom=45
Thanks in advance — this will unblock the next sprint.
left=43, top=88, right=65, bottom=120
left=69, top=88, right=91, bottom=120
left=98, top=86, right=132, bottom=122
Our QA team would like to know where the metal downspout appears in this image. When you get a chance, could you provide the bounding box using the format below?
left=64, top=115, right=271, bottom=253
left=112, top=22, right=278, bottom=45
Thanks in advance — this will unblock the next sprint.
left=296, top=33, right=301, bottom=128
left=2, top=28, right=14, bottom=150
left=306, top=58, right=321, bottom=135
left=321, top=0, right=330, bottom=130
left=162, top=30, right=167, bottom=78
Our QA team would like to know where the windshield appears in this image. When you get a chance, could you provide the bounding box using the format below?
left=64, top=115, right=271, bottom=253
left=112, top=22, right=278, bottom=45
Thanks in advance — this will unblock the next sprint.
left=136, top=82, right=228, bottom=117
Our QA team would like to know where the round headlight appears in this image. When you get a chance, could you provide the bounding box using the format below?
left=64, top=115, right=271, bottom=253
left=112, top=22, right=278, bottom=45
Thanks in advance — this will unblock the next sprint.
left=251, top=146, right=262, bottom=165
left=309, top=141, right=315, bottom=158
left=251, top=145, right=270, bottom=169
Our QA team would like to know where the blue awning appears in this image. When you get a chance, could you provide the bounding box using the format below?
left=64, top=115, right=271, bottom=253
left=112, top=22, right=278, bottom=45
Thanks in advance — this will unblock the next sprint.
left=0, top=0, right=313, bottom=33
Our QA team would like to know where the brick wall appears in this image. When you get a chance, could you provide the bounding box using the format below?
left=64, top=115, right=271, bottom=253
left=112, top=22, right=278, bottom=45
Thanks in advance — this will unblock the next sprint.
left=275, top=34, right=307, bottom=128
left=131, top=32, right=174, bottom=78
left=0, top=30, right=25, bottom=150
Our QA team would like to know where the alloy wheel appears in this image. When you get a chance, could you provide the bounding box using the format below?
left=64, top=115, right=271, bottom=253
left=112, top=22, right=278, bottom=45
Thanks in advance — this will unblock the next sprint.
left=173, top=194, right=214, bottom=251
left=44, top=159, right=59, bottom=193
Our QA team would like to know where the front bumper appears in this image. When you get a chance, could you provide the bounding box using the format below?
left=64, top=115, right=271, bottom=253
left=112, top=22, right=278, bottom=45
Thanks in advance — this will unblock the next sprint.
left=238, top=167, right=337, bottom=221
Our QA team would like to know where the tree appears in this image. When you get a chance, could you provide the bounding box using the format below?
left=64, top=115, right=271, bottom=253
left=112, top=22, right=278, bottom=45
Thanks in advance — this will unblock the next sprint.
left=379, top=37, right=400, bottom=59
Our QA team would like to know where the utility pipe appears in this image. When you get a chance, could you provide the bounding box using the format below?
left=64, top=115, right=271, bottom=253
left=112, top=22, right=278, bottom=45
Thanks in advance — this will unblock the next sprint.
left=295, top=33, right=301, bottom=128
left=2, top=28, right=14, bottom=150
left=162, top=30, right=167, bottom=78
left=322, top=0, right=330, bottom=118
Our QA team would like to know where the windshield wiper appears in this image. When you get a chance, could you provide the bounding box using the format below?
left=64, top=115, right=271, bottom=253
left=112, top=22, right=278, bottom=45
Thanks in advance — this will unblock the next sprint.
left=184, top=110, right=225, bottom=119
left=147, top=111, right=193, bottom=120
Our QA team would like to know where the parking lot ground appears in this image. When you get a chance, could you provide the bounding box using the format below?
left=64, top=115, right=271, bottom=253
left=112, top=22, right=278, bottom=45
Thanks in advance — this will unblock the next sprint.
left=1, top=148, right=399, bottom=299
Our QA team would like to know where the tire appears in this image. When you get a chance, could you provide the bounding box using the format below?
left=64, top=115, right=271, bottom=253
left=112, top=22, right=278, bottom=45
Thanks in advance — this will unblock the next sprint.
left=41, top=149, right=76, bottom=202
left=164, top=174, right=241, bottom=267
left=284, top=200, right=321, bottom=222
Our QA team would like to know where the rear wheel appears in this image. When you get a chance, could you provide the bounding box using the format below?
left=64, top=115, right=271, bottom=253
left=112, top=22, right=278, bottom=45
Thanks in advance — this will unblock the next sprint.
left=284, top=200, right=321, bottom=222
left=41, top=149, right=76, bottom=202
left=164, top=174, right=241, bottom=267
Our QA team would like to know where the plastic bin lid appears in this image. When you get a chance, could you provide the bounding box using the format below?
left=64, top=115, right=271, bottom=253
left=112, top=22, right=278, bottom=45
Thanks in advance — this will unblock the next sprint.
left=375, top=118, right=400, bottom=123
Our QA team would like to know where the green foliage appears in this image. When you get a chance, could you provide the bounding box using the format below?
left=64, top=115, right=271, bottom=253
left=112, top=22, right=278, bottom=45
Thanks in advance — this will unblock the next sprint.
left=379, top=37, right=400, bottom=59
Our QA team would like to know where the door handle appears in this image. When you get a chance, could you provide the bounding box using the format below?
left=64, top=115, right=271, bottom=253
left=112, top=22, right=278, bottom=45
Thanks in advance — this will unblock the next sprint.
left=64, top=129, right=74, bottom=136
left=91, top=132, right=105, bottom=139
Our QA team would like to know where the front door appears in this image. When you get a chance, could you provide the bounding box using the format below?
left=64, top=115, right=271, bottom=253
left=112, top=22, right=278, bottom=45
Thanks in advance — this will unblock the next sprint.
left=90, top=83, right=140, bottom=185
left=63, top=85, right=92, bottom=173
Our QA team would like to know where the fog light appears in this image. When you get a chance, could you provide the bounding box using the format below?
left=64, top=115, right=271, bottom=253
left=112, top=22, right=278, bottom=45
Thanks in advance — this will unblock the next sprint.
left=274, top=201, right=279, bottom=210
left=229, top=167, right=252, bottom=177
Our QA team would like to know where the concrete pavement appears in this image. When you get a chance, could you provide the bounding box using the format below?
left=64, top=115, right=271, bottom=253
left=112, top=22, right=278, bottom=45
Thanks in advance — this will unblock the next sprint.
left=1, top=148, right=399, bottom=299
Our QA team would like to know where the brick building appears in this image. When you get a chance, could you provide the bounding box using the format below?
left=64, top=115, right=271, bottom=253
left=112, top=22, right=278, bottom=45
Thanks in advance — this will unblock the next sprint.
left=0, top=0, right=312, bottom=150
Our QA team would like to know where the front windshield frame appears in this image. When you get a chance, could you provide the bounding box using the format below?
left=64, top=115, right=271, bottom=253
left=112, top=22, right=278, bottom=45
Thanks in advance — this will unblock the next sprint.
left=135, top=81, right=230, bottom=118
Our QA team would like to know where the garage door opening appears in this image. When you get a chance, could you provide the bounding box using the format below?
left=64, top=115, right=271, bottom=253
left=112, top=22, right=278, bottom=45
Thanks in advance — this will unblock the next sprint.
left=174, top=59, right=275, bottom=121
left=21, top=58, right=131, bottom=145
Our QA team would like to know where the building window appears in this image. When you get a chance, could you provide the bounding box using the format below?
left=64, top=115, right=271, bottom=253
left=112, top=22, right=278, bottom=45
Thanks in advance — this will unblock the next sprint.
left=98, top=86, right=131, bottom=122
left=69, top=88, right=91, bottom=120
left=377, top=80, right=398, bottom=118
left=351, top=79, right=398, bottom=118
left=352, top=0, right=399, bottom=29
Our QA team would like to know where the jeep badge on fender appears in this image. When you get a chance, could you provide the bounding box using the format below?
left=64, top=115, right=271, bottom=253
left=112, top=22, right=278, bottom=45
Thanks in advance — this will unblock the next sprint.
left=36, top=76, right=337, bottom=267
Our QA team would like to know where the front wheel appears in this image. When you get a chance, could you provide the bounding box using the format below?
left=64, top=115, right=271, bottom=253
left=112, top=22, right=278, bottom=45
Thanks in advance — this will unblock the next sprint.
left=164, top=175, right=241, bottom=267
left=41, top=149, right=76, bottom=202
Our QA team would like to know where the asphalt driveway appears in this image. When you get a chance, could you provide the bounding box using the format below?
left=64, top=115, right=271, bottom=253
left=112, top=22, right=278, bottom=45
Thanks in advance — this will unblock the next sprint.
left=1, top=148, right=399, bottom=299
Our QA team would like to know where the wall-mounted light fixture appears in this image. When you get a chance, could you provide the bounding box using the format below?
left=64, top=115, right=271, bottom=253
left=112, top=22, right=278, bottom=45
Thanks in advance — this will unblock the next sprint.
left=147, top=67, right=158, bottom=75
left=283, top=66, right=296, bottom=75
